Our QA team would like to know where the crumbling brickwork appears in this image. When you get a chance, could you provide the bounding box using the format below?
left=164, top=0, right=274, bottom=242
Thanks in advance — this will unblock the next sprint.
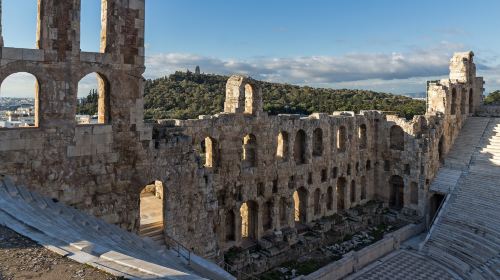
left=0, top=1, right=485, bottom=260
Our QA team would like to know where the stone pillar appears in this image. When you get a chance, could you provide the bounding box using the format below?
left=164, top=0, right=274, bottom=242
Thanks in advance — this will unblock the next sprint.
left=36, top=0, right=80, bottom=59
left=101, top=0, right=145, bottom=65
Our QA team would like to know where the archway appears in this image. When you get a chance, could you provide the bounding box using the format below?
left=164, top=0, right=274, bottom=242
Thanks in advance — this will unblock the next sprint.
left=277, top=131, right=289, bottom=161
left=313, top=188, right=321, bottom=215
left=337, top=178, right=346, bottom=210
left=0, top=72, right=39, bottom=128
left=390, top=125, right=404, bottom=151
left=350, top=180, right=356, bottom=203
left=3, top=2, right=37, bottom=48
left=460, top=88, right=466, bottom=115
left=337, top=126, right=347, bottom=152
left=279, top=197, right=288, bottom=227
left=77, top=73, right=110, bottom=124
left=244, top=84, right=254, bottom=114
left=389, top=176, right=404, bottom=210
left=139, top=181, right=165, bottom=242
left=80, top=0, right=103, bottom=52
left=326, top=186, right=334, bottom=210
left=201, top=136, right=218, bottom=168
left=469, top=89, right=474, bottom=114
left=361, top=176, right=367, bottom=200
left=312, top=128, right=323, bottom=157
left=359, top=124, right=367, bottom=149
left=293, top=187, right=308, bottom=223
left=294, top=130, right=307, bottom=164
left=225, top=210, right=236, bottom=241
left=242, top=134, right=257, bottom=167
left=240, top=201, right=258, bottom=240
left=262, top=200, right=273, bottom=231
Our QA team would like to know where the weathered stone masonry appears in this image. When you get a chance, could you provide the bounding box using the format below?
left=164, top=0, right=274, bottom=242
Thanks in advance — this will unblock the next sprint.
left=0, top=1, right=485, bottom=261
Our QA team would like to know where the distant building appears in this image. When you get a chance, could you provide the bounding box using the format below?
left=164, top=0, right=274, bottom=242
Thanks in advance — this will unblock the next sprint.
left=195, top=65, right=201, bottom=75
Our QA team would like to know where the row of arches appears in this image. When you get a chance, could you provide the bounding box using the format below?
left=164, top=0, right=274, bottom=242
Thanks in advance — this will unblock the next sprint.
left=450, top=88, right=474, bottom=116
left=0, top=72, right=110, bottom=128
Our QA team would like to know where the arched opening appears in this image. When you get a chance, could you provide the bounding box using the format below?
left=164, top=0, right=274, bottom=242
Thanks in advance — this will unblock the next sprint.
left=240, top=201, right=258, bottom=240
left=390, top=125, right=404, bottom=151
left=314, top=189, right=321, bottom=215
left=3, top=2, right=37, bottom=48
left=326, top=187, right=334, bottom=210
left=451, top=88, right=457, bottom=115
left=279, top=197, right=288, bottom=227
left=293, top=187, right=308, bottom=223
left=139, top=181, right=165, bottom=242
left=389, top=176, right=404, bottom=210
left=294, top=130, right=307, bottom=164
left=460, top=88, right=466, bottom=115
left=244, top=84, right=254, bottom=114
left=359, top=124, right=367, bottom=149
left=262, top=200, right=273, bottom=231
left=337, top=126, right=347, bottom=152
left=366, top=160, right=372, bottom=171
left=438, top=135, right=445, bottom=163
left=410, top=182, right=418, bottom=205
left=469, top=89, right=474, bottom=114
left=242, top=134, right=257, bottom=168
left=203, top=137, right=218, bottom=168
left=312, top=128, right=323, bottom=157
left=225, top=210, right=236, bottom=241
left=80, top=0, right=103, bottom=52
left=361, top=176, right=367, bottom=200
left=350, top=180, right=356, bottom=203
left=277, top=131, right=289, bottom=161
left=77, top=73, right=110, bottom=124
left=337, top=178, right=346, bottom=210
left=0, top=73, right=39, bottom=128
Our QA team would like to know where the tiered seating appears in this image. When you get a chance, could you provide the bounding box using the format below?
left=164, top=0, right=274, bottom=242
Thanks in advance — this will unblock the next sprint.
left=0, top=176, right=234, bottom=279
left=424, top=118, right=500, bottom=280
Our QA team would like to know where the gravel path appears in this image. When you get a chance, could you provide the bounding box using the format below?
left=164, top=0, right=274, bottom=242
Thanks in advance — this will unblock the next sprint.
left=0, top=225, right=121, bottom=280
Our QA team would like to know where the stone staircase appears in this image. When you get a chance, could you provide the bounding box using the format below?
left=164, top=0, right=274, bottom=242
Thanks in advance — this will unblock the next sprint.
left=140, top=220, right=167, bottom=247
left=0, top=176, right=235, bottom=280
left=423, top=118, right=500, bottom=280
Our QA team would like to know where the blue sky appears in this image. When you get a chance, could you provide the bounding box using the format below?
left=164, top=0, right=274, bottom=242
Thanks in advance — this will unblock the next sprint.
left=2, top=0, right=500, bottom=97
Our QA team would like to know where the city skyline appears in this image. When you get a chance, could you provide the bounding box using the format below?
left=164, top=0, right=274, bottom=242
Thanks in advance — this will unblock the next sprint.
left=1, top=0, right=500, bottom=98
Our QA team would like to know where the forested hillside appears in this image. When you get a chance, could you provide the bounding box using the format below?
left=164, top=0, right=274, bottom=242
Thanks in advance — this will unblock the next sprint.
left=143, top=71, right=426, bottom=120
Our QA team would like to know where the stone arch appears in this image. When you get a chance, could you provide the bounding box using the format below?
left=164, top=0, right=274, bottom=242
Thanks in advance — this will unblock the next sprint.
left=277, top=131, right=289, bottom=161
left=337, top=177, right=347, bottom=210
left=326, top=186, right=334, bottom=211
left=389, top=175, right=404, bottom=210
left=293, top=187, right=308, bottom=223
left=390, top=125, right=404, bottom=151
left=451, top=88, right=457, bottom=115
left=0, top=72, right=40, bottom=128
left=469, top=88, right=474, bottom=114
left=279, top=197, right=288, bottom=227
left=225, top=209, right=236, bottom=241
left=350, top=180, right=356, bottom=203
left=262, top=200, right=273, bottom=231
left=460, top=88, right=466, bottom=115
left=224, top=75, right=262, bottom=115
left=77, top=72, right=111, bottom=124
left=361, top=176, right=367, bottom=200
left=359, top=124, right=367, bottom=149
left=337, top=126, right=347, bottom=152
left=203, top=137, right=219, bottom=168
left=139, top=181, right=165, bottom=238
left=242, top=134, right=257, bottom=167
left=240, top=201, right=259, bottom=240
left=294, top=129, right=307, bottom=164
left=312, top=128, right=323, bottom=157
left=438, top=135, right=445, bottom=163
left=313, top=188, right=321, bottom=215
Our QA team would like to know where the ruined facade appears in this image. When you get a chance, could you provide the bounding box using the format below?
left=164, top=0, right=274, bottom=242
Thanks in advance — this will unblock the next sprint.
left=0, top=0, right=485, bottom=262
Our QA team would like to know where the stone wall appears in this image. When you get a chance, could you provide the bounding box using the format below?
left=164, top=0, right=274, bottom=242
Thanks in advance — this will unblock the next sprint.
left=0, top=1, right=484, bottom=260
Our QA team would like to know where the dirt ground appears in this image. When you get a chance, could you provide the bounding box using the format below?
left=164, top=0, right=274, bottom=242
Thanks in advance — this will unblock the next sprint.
left=0, top=225, right=120, bottom=280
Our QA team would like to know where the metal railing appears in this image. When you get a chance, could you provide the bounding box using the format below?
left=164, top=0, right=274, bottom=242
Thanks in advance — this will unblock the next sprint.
left=218, top=261, right=259, bottom=280
left=165, top=235, right=191, bottom=265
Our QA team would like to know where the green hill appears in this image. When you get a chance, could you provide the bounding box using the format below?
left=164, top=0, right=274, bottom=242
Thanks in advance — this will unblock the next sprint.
left=143, top=71, right=426, bottom=120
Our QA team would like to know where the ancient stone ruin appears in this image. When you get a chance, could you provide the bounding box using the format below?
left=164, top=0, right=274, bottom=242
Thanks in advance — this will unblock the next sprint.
left=0, top=1, right=498, bottom=280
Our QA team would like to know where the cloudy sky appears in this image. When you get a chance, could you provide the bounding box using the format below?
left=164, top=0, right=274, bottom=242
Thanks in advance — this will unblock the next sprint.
left=2, top=0, right=500, bottom=97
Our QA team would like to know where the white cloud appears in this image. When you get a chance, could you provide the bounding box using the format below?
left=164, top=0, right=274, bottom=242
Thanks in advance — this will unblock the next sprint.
left=145, top=42, right=500, bottom=94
